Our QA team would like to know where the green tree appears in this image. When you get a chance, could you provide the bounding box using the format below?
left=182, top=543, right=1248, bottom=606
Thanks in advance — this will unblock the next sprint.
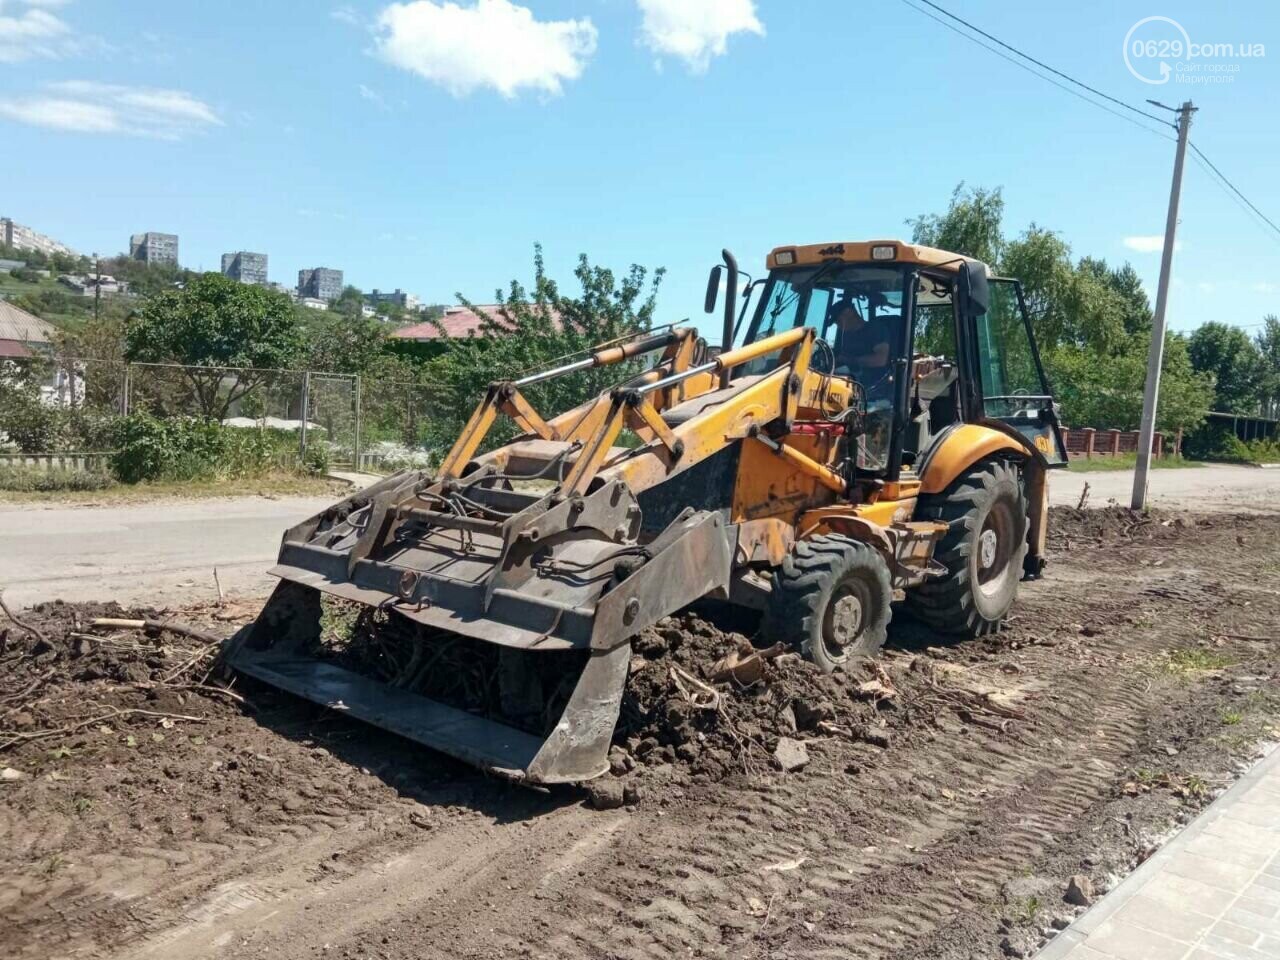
left=124, top=272, right=304, bottom=420
left=908, top=183, right=1005, bottom=264
left=1255, top=314, right=1280, bottom=415
left=422, top=244, right=664, bottom=448
left=1188, top=321, right=1263, bottom=413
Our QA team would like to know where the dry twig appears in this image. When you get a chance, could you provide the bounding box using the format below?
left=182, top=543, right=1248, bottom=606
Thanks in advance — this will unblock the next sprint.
left=0, top=589, right=47, bottom=646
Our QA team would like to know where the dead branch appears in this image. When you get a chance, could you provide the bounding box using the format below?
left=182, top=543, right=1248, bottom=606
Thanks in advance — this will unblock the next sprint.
left=90, top=618, right=225, bottom=645
left=0, top=589, right=48, bottom=646
left=0, top=707, right=208, bottom=751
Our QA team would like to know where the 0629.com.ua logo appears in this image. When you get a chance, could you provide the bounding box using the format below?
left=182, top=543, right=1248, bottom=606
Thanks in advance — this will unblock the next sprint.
left=1124, top=16, right=1265, bottom=85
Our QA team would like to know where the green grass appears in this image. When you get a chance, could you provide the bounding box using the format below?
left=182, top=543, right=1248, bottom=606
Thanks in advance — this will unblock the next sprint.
left=0, top=472, right=348, bottom=505
left=1067, top=453, right=1202, bottom=473
left=1160, top=648, right=1236, bottom=676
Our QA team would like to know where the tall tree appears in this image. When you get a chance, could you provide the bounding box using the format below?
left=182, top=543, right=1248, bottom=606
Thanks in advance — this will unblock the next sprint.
left=124, top=272, right=304, bottom=419
left=1255, top=315, right=1280, bottom=416
left=908, top=183, right=1005, bottom=265
left=423, top=244, right=664, bottom=449
left=1188, top=321, right=1263, bottom=414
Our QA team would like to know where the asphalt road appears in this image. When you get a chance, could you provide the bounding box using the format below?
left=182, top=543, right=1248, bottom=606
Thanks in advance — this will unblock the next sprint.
left=0, top=495, right=337, bottom=609
left=0, top=464, right=1274, bottom=608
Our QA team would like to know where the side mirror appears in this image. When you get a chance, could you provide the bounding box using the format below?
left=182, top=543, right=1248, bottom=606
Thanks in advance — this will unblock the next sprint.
left=957, top=261, right=990, bottom=316
left=704, top=265, right=722, bottom=315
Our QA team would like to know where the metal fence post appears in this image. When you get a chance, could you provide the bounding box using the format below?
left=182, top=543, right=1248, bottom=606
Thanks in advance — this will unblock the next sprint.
left=353, top=374, right=362, bottom=473
left=299, top=370, right=311, bottom=462
left=122, top=363, right=131, bottom=416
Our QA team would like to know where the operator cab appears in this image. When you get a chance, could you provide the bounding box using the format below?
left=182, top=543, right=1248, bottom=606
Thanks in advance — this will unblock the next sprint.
left=717, top=240, right=1066, bottom=480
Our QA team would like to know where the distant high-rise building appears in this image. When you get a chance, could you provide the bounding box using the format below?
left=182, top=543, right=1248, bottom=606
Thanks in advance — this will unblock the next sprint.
left=297, top=267, right=343, bottom=302
left=366, top=288, right=421, bottom=312
left=221, top=251, right=268, bottom=285
left=1, top=218, right=76, bottom=258
left=129, top=232, right=178, bottom=266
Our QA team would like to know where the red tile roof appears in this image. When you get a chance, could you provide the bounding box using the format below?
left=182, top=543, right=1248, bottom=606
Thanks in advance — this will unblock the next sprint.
left=0, top=339, right=33, bottom=358
left=391, top=304, right=562, bottom=341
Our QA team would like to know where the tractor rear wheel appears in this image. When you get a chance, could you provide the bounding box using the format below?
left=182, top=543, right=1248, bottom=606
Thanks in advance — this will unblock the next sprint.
left=764, top=535, right=892, bottom=673
left=908, top=459, right=1028, bottom=636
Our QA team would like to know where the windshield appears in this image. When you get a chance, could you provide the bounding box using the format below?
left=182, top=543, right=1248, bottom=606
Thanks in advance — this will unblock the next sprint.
left=740, top=263, right=911, bottom=374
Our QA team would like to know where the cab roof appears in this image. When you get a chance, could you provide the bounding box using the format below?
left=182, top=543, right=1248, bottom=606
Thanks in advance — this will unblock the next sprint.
left=766, top=240, right=994, bottom=277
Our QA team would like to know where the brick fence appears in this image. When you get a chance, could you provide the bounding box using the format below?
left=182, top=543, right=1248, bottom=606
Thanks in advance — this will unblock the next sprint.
left=1060, top=427, right=1182, bottom=460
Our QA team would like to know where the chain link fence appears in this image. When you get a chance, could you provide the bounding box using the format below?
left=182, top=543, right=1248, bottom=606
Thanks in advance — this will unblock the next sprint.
left=0, top=354, right=466, bottom=478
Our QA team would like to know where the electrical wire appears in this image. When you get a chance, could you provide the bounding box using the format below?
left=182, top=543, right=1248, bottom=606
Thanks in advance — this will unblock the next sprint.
left=896, top=0, right=1280, bottom=250
left=905, top=0, right=1173, bottom=128
left=1187, top=142, right=1280, bottom=242
left=895, top=0, right=1172, bottom=141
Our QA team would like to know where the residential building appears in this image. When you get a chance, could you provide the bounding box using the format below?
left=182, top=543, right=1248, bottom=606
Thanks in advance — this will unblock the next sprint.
left=298, top=296, right=329, bottom=311
left=366, top=288, right=421, bottom=312
left=58, top=274, right=128, bottom=297
left=296, top=267, right=343, bottom=302
left=130, top=231, right=179, bottom=266
left=0, top=300, right=80, bottom=406
left=1, top=218, right=76, bottom=257
left=221, top=251, right=268, bottom=285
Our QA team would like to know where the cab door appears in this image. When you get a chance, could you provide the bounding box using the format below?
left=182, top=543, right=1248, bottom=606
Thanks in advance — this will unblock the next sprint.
left=963, top=277, right=1067, bottom=466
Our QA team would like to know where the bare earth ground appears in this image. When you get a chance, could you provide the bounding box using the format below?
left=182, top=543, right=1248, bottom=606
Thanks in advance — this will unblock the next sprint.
left=2, top=507, right=1279, bottom=960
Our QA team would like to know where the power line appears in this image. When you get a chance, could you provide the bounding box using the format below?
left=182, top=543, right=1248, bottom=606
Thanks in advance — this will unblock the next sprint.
left=1187, top=141, right=1280, bottom=241
left=895, top=0, right=1174, bottom=142
left=905, top=0, right=1173, bottom=128
left=896, top=0, right=1280, bottom=252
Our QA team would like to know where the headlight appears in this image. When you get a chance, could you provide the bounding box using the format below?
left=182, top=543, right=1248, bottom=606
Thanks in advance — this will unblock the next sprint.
left=871, top=244, right=897, bottom=261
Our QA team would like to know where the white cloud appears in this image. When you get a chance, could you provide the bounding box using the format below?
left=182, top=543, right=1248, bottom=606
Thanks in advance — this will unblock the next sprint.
left=1252, top=282, right=1278, bottom=295
left=373, top=0, right=597, bottom=99
left=0, top=0, right=70, bottom=62
left=0, top=81, right=221, bottom=139
left=1123, top=234, right=1181, bottom=254
left=331, top=5, right=361, bottom=25
left=636, top=0, right=762, bottom=73
left=358, top=82, right=390, bottom=110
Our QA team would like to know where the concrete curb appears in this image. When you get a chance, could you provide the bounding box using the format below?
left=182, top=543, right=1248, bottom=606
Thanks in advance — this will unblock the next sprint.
left=1035, top=744, right=1280, bottom=958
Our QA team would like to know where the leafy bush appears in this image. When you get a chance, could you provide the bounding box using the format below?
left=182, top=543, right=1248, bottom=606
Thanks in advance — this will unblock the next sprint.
left=0, top=466, right=114, bottom=492
left=110, top=414, right=302, bottom=483
left=302, top=440, right=330, bottom=475
left=0, top=385, right=62, bottom=453
left=1183, top=423, right=1280, bottom=463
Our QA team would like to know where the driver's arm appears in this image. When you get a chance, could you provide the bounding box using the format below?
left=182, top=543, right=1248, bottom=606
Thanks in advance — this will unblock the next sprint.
left=852, top=341, right=890, bottom=368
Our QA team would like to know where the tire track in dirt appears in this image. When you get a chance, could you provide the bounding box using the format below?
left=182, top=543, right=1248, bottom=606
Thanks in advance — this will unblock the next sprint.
left=454, top=587, right=1197, bottom=960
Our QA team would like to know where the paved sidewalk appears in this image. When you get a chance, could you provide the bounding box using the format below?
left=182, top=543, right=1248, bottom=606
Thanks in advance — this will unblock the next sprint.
left=1037, top=746, right=1280, bottom=960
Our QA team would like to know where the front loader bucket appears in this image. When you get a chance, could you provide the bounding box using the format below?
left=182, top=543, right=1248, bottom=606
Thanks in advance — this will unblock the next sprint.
left=224, top=581, right=632, bottom=782
left=223, top=471, right=733, bottom=785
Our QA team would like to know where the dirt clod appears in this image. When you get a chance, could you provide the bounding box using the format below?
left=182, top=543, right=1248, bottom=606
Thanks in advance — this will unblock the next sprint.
left=1065, top=874, right=1095, bottom=906
left=773, top=737, right=809, bottom=772
left=587, top=779, right=625, bottom=810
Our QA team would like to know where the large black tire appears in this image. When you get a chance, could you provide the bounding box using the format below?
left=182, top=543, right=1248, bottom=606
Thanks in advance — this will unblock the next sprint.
left=907, top=459, right=1029, bottom=637
left=764, top=536, right=892, bottom=673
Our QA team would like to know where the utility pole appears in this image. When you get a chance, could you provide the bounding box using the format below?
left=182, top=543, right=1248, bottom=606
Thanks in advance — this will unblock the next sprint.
left=1131, top=99, right=1195, bottom=511
left=93, top=253, right=101, bottom=325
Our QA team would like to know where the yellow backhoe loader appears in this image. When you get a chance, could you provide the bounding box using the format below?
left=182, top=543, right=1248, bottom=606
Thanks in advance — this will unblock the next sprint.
left=225, top=240, right=1067, bottom=784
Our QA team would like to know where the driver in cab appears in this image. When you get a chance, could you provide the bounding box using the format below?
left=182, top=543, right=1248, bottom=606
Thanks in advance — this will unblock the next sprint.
left=830, top=294, right=893, bottom=386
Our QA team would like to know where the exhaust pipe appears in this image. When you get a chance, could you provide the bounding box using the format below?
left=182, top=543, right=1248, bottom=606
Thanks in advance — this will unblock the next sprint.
left=720, top=249, right=738, bottom=388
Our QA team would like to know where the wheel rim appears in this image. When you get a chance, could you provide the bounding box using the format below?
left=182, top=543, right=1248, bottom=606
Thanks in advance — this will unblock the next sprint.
left=822, top=580, right=871, bottom=661
left=975, top=497, right=1016, bottom=599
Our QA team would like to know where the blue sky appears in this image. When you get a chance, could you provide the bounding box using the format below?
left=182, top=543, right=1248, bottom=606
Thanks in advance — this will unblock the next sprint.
left=2, top=0, right=1277, bottom=336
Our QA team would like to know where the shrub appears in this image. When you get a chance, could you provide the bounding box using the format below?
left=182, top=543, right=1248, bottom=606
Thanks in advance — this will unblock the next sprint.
left=0, top=382, right=63, bottom=453
left=302, top=441, right=330, bottom=475
left=110, top=414, right=303, bottom=483
left=0, top=466, right=114, bottom=492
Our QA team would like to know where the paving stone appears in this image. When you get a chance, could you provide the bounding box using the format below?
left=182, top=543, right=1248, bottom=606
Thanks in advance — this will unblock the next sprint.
left=1184, top=834, right=1275, bottom=871
left=1139, top=872, right=1239, bottom=917
left=1222, top=903, right=1280, bottom=938
left=1113, top=894, right=1215, bottom=943
left=1211, top=920, right=1264, bottom=948
left=1084, top=919, right=1194, bottom=960
left=1229, top=897, right=1280, bottom=923
left=1163, top=852, right=1258, bottom=893
left=1196, top=932, right=1275, bottom=960
left=1203, top=821, right=1280, bottom=849
left=1221, top=803, right=1280, bottom=829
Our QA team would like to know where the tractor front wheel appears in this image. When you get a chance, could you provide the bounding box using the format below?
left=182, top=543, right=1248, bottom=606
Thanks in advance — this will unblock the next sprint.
left=764, top=535, right=892, bottom=673
left=907, top=459, right=1028, bottom=636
